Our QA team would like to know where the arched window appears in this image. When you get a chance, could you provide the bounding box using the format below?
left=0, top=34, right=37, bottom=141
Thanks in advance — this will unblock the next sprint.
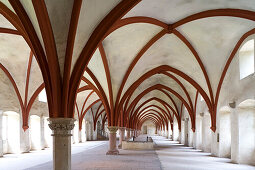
left=39, top=88, right=47, bottom=103
left=239, top=39, right=254, bottom=79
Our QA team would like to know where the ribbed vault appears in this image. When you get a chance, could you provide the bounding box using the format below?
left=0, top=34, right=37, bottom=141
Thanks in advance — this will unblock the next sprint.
left=0, top=0, right=255, bottom=134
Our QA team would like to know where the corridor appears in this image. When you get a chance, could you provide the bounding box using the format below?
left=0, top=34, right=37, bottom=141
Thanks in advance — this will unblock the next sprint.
left=0, top=136, right=254, bottom=170
left=154, top=136, right=255, bottom=170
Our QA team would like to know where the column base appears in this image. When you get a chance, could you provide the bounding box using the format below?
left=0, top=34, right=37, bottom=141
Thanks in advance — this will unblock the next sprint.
left=118, top=144, right=122, bottom=149
left=106, top=149, right=119, bottom=155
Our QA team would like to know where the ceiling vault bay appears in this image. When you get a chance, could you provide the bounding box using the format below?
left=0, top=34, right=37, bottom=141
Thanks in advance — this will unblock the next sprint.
left=0, top=0, right=254, bottom=132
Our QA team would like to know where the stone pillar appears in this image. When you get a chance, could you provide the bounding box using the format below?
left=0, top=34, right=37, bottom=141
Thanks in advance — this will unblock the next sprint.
left=41, top=116, right=46, bottom=149
left=118, top=127, right=125, bottom=148
left=78, top=130, right=82, bottom=143
left=20, top=115, right=30, bottom=153
left=126, top=128, right=130, bottom=139
left=131, top=129, right=134, bottom=137
left=106, top=126, right=119, bottom=155
left=48, top=118, right=75, bottom=170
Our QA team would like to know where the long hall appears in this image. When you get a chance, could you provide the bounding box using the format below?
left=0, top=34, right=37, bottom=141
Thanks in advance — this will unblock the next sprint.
left=0, top=135, right=254, bottom=170
left=0, top=0, right=255, bottom=169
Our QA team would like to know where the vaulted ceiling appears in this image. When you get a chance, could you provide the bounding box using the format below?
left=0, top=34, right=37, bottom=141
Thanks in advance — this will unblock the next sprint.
left=0, top=0, right=255, bottom=130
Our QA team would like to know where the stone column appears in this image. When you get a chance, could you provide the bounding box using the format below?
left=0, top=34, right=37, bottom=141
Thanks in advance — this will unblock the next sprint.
left=41, top=116, right=45, bottom=149
left=78, top=130, right=82, bottom=143
left=131, top=129, right=134, bottom=137
left=20, top=115, right=30, bottom=153
left=118, top=127, right=125, bottom=149
left=106, top=126, right=119, bottom=155
left=48, top=118, right=75, bottom=170
left=126, top=128, right=130, bottom=139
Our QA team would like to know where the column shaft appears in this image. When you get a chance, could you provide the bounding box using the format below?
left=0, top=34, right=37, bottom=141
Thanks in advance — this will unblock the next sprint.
left=118, top=127, right=125, bottom=149
left=106, top=126, right=119, bottom=155
left=126, top=128, right=130, bottom=139
left=48, top=118, right=75, bottom=170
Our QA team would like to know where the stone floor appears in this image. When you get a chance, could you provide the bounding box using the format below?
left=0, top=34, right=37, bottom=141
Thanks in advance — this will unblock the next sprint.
left=154, top=136, right=255, bottom=170
left=0, top=136, right=254, bottom=170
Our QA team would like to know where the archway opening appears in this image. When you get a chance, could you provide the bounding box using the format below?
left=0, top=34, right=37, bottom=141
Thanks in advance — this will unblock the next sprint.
left=235, top=99, right=255, bottom=165
left=2, top=111, right=20, bottom=154
left=30, top=115, right=41, bottom=150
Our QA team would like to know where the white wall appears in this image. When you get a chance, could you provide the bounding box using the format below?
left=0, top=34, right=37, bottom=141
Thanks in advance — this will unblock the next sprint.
left=236, top=100, right=255, bottom=165
left=141, top=120, right=156, bottom=136
left=218, top=106, right=231, bottom=158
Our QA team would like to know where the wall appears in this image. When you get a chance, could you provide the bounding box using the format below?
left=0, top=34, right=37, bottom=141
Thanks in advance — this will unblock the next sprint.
left=141, top=120, right=156, bottom=136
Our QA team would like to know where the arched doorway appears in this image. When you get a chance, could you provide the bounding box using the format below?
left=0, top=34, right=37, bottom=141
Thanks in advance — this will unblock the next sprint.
left=233, top=99, right=255, bottom=165
left=2, top=111, right=20, bottom=154
left=30, top=115, right=41, bottom=150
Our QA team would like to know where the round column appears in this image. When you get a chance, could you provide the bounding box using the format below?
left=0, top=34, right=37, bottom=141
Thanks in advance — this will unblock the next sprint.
left=106, top=126, right=119, bottom=155
left=126, top=128, right=131, bottom=139
left=131, top=129, right=134, bottom=137
left=118, top=127, right=125, bottom=149
left=48, top=118, right=75, bottom=170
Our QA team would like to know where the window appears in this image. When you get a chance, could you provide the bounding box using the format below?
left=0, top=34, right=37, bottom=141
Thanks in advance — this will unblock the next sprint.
left=239, top=39, right=254, bottom=79
left=39, top=88, right=47, bottom=103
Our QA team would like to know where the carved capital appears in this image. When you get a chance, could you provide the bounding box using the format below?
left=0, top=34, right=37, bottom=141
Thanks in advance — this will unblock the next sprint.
left=118, top=127, right=126, bottom=131
left=107, top=126, right=118, bottom=133
left=48, top=118, right=75, bottom=137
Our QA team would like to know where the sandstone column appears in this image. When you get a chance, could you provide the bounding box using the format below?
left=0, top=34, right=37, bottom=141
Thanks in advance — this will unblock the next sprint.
left=106, top=126, right=119, bottom=155
left=118, top=127, right=125, bottom=148
left=131, top=129, right=134, bottom=137
left=126, top=128, right=130, bottom=139
left=48, top=118, right=75, bottom=170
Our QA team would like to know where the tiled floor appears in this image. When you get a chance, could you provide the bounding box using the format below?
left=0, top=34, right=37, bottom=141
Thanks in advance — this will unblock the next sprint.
left=0, top=136, right=254, bottom=170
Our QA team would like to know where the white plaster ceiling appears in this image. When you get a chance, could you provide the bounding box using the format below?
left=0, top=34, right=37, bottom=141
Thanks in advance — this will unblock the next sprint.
left=0, top=14, right=15, bottom=29
left=177, top=17, right=255, bottom=96
left=0, top=0, right=255, bottom=125
left=102, top=23, right=162, bottom=103
left=0, top=33, right=44, bottom=114
left=72, top=0, right=121, bottom=73
left=0, top=69, right=19, bottom=111
left=19, top=0, right=45, bottom=52
left=87, top=48, right=109, bottom=102
left=124, top=0, right=255, bottom=23
left=44, top=0, right=74, bottom=76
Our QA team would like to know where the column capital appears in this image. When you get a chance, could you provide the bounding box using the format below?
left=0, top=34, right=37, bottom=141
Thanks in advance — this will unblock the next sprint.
left=118, top=127, right=126, bottom=131
left=48, top=118, right=75, bottom=136
left=107, top=126, right=118, bottom=133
